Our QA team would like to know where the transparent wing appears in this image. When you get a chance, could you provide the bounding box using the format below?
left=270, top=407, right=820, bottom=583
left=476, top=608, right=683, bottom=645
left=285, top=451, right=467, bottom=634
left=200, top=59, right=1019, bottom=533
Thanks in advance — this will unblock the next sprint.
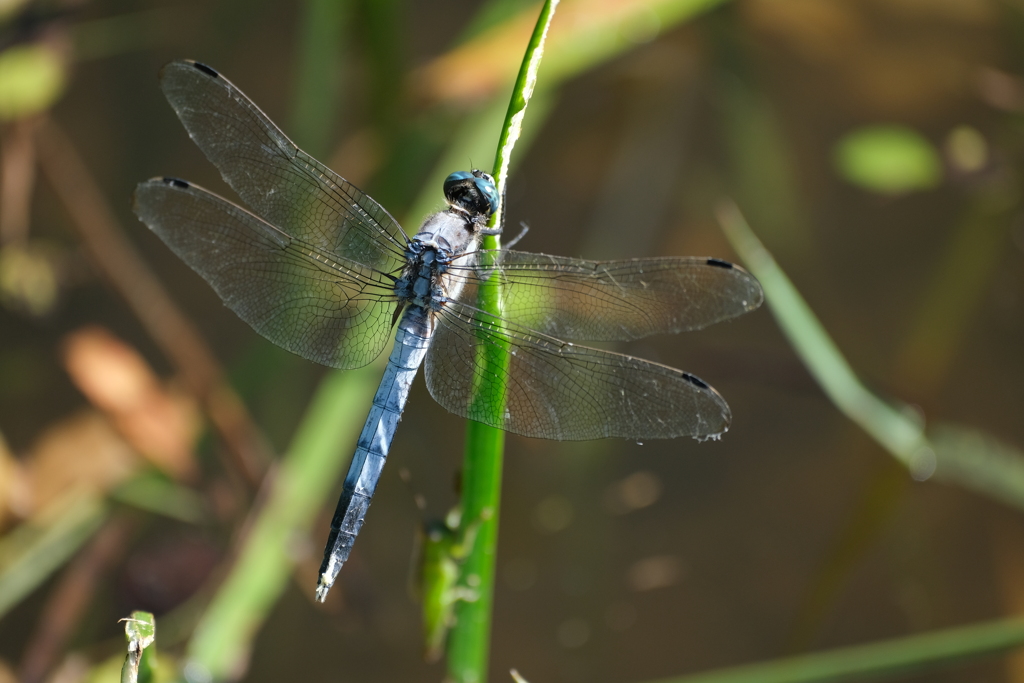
left=444, top=251, right=762, bottom=342
left=159, top=59, right=409, bottom=271
left=133, top=178, right=399, bottom=369
left=424, top=302, right=731, bottom=441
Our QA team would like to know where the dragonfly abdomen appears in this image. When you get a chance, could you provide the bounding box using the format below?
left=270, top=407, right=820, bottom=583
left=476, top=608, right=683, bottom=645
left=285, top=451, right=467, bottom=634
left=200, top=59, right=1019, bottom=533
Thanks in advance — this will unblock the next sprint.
left=316, top=307, right=434, bottom=601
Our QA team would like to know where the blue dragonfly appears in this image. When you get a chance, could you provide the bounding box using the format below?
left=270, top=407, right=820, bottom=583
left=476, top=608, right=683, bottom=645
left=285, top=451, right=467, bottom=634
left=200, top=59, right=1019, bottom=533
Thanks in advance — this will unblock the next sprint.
left=133, top=61, right=763, bottom=602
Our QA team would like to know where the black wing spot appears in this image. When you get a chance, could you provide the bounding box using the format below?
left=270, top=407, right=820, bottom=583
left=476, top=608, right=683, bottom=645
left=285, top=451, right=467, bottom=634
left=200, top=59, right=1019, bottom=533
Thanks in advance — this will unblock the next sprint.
left=681, top=372, right=709, bottom=390
left=163, top=177, right=190, bottom=189
left=192, top=62, right=219, bottom=78
left=706, top=258, right=734, bottom=269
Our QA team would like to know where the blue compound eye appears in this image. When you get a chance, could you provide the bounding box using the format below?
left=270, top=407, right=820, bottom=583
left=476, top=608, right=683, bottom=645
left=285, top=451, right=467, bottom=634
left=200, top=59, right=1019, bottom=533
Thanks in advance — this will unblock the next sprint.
left=443, top=171, right=474, bottom=194
left=474, top=175, right=499, bottom=215
left=443, top=170, right=499, bottom=218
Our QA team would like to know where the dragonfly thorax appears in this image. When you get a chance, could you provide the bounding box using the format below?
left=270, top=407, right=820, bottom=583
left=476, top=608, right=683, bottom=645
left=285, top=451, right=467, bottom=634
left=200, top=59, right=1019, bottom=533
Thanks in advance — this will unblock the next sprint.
left=394, top=170, right=497, bottom=313
left=397, top=210, right=479, bottom=311
left=396, top=168, right=498, bottom=312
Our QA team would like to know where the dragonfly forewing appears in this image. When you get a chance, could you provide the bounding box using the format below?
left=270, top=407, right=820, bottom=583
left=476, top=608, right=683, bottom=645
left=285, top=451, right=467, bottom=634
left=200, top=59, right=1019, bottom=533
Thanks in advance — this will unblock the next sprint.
left=445, top=251, right=763, bottom=343
left=133, top=177, right=399, bottom=369
left=159, top=60, right=409, bottom=273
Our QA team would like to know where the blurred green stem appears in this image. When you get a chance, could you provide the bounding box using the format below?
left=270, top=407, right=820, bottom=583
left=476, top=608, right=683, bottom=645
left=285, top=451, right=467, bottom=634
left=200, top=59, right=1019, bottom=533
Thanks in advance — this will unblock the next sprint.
left=717, top=201, right=1024, bottom=510
left=717, top=202, right=931, bottom=473
left=446, top=3, right=558, bottom=682
left=659, top=614, right=1024, bottom=683
left=0, top=489, right=106, bottom=620
left=184, top=368, right=378, bottom=679
left=895, top=181, right=1019, bottom=396
left=290, top=0, right=347, bottom=156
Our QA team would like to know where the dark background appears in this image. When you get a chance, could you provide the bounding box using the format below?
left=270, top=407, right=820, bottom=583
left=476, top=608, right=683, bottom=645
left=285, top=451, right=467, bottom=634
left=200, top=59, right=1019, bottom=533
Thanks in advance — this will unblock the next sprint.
left=1, top=1, right=1023, bottom=682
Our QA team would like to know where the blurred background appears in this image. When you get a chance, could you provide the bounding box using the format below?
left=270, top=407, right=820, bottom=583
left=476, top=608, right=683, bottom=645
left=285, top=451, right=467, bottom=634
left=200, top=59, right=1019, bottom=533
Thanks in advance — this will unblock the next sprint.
left=1, top=0, right=1024, bottom=682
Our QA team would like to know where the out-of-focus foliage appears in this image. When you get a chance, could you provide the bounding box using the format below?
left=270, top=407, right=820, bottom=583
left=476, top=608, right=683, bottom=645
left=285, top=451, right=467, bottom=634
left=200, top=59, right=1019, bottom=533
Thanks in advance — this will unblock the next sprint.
left=833, top=125, right=942, bottom=194
left=0, top=44, right=65, bottom=121
left=2, top=0, right=1024, bottom=682
left=0, top=243, right=58, bottom=315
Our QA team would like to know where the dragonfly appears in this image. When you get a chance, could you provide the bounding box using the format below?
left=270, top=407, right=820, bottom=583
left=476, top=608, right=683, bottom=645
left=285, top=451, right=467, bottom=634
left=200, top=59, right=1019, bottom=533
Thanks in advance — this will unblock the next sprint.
left=133, top=60, right=763, bottom=603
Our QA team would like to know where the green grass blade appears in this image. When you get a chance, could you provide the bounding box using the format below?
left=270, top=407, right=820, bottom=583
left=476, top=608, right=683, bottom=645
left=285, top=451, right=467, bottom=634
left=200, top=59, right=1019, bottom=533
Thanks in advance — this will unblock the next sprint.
left=716, top=202, right=931, bottom=472
left=928, top=421, right=1024, bottom=511
left=717, top=202, right=1024, bottom=510
left=0, top=489, right=107, bottom=619
left=110, top=472, right=206, bottom=524
left=445, top=4, right=559, bottom=682
left=649, top=615, right=1024, bottom=683
left=289, top=0, right=348, bottom=157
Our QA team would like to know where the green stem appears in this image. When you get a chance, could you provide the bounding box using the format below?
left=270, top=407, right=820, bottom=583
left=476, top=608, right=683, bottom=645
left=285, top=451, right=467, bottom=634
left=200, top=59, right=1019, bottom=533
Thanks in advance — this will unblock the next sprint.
left=654, top=615, right=1024, bottom=683
left=445, top=3, right=559, bottom=682
left=717, top=202, right=1024, bottom=509
left=716, top=202, right=931, bottom=473
left=289, top=0, right=347, bottom=156
left=0, top=489, right=106, bottom=620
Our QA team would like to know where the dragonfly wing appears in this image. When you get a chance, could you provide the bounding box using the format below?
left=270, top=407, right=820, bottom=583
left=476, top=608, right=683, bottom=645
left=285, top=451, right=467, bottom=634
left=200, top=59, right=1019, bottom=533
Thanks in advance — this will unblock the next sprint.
left=159, top=60, right=408, bottom=271
left=424, top=301, right=731, bottom=441
left=446, top=251, right=762, bottom=342
left=134, top=178, right=398, bottom=369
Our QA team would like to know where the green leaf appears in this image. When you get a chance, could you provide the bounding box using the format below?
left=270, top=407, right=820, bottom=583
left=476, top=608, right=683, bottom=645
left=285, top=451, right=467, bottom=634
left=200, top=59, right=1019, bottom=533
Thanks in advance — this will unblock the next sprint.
left=0, top=44, right=66, bottom=120
left=833, top=125, right=942, bottom=194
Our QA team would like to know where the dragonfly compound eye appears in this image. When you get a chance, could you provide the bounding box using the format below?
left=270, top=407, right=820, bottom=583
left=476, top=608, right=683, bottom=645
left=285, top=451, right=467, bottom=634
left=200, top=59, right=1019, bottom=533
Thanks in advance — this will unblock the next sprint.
left=443, top=171, right=499, bottom=218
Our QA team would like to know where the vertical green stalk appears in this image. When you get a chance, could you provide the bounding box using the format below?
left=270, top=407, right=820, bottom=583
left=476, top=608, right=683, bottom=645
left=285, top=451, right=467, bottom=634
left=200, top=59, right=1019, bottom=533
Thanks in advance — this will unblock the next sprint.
left=289, top=0, right=347, bottom=156
left=446, top=3, right=559, bottom=682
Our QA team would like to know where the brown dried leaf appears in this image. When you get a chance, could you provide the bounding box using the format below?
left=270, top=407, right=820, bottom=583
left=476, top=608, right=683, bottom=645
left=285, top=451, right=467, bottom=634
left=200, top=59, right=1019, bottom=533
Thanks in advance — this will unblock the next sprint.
left=62, top=326, right=199, bottom=481
left=0, top=432, right=30, bottom=527
left=0, top=657, right=15, bottom=683
left=412, top=0, right=675, bottom=105
left=24, top=411, right=138, bottom=514
left=411, top=8, right=536, bottom=104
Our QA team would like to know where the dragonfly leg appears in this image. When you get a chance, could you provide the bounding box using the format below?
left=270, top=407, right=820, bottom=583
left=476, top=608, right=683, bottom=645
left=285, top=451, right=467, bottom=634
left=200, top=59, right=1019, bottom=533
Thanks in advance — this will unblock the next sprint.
left=502, top=221, right=530, bottom=250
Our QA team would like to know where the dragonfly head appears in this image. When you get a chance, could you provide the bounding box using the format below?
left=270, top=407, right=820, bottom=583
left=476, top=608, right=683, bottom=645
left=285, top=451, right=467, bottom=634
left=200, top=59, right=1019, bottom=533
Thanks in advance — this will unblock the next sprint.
left=443, top=170, right=499, bottom=222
